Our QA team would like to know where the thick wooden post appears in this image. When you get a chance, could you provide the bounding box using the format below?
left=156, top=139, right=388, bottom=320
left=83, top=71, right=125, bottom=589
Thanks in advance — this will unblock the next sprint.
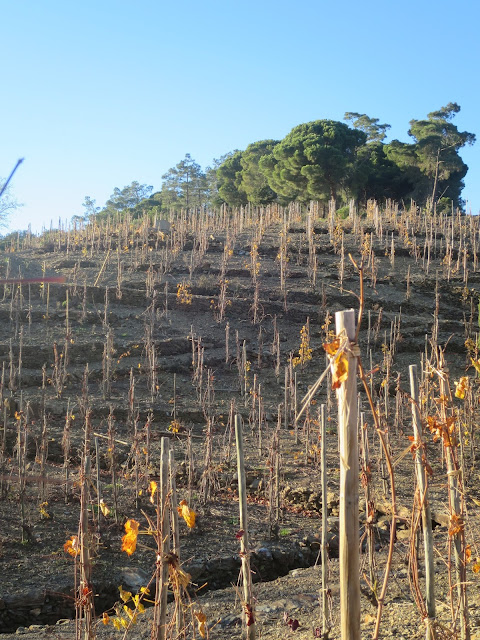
left=409, top=365, right=436, bottom=639
left=335, top=309, right=360, bottom=640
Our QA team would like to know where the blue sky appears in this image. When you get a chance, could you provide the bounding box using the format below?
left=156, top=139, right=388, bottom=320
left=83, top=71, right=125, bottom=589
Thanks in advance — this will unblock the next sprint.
left=1, top=0, right=478, bottom=234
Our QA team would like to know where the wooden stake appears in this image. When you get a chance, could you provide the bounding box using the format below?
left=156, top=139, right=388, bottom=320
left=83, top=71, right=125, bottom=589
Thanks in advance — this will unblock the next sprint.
left=335, top=309, right=360, bottom=640
left=235, top=415, right=256, bottom=639
left=409, top=365, right=436, bottom=639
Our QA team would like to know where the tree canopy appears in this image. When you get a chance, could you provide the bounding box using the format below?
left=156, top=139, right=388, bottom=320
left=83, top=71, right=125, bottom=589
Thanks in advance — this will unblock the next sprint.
left=87, top=103, right=475, bottom=219
left=161, top=154, right=208, bottom=211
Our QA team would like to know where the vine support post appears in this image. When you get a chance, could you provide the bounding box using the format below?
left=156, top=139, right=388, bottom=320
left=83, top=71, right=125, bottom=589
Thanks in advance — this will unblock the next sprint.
left=320, top=403, right=329, bottom=635
left=409, top=364, right=436, bottom=639
left=235, top=414, right=256, bottom=639
left=335, top=309, right=360, bottom=640
left=152, top=436, right=171, bottom=640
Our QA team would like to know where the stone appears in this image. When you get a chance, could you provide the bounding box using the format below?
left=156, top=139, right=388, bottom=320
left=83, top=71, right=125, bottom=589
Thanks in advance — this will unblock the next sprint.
left=118, top=567, right=150, bottom=592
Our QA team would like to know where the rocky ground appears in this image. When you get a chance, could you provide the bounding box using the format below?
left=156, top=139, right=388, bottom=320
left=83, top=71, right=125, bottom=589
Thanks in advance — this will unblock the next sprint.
left=0, top=209, right=480, bottom=639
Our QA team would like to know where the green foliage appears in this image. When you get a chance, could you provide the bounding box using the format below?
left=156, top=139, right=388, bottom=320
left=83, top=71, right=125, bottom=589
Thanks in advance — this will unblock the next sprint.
left=161, top=154, right=207, bottom=211
left=407, top=103, right=475, bottom=207
left=238, top=140, right=279, bottom=205
left=336, top=205, right=350, bottom=219
left=260, top=120, right=367, bottom=203
left=105, top=182, right=153, bottom=212
left=344, top=112, right=391, bottom=142
left=217, top=151, right=248, bottom=207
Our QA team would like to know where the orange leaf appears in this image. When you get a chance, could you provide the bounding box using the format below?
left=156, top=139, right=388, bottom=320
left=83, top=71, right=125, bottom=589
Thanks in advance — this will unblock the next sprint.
left=64, top=535, right=80, bottom=557
left=121, top=519, right=140, bottom=555
left=194, top=610, right=207, bottom=638
left=323, top=338, right=340, bottom=357
left=331, top=353, right=349, bottom=389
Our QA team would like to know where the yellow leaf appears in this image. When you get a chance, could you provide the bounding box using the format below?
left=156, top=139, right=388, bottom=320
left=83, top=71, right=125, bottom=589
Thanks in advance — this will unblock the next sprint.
left=149, top=480, right=157, bottom=503
left=121, top=519, right=140, bottom=556
left=102, top=612, right=110, bottom=625
left=364, top=613, right=376, bottom=624
left=471, top=358, right=480, bottom=375
left=123, top=605, right=137, bottom=623
left=119, top=585, right=132, bottom=602
left=100, top=499, right=110, bottom=517
left=112, top=618, right=122, bottom=630
left=454, top=377, right=468, bottom=399
left=177, top=499, right=196, bottom=528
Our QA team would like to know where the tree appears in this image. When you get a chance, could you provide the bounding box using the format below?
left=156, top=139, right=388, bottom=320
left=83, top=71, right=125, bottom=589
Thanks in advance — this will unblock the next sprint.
left=407, top=103, right=476, bottom=207
left=344, top=112, right=391, bottom=143
left=204, top=153, right=236, bottom=208
left=354, top=142, right=414, bottom=204
left=0, top=159, right=24, bottom=226
left=216, top=151, right=248, bottom=207
left=81, top=196, right=100, bottom=220
left=161, top=154, right=207, bottom=211
left=0, top=179, right=22, bottom=226
left=104, top=181, right=153, bottom=213
left=260, top=120, right=367, bottom=203
left=238, top=140, right=279, bottom=205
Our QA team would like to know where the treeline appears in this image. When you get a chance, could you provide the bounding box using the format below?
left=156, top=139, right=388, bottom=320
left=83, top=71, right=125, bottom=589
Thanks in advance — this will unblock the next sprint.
left=81, top=103, right=475, bottom=221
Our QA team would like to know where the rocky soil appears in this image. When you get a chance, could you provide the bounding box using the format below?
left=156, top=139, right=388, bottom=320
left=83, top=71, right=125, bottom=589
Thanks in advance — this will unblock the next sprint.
left=0, top=208, right=480, bottom=639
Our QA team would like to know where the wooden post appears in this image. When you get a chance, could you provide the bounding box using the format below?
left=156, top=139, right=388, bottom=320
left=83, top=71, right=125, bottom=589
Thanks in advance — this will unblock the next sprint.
left=320, top=404, right=329, bottom=635
left=79, top=455, right=94, bottom=640
left=152, top=437, right=170, bottom=640
left=409, top=365, right=436, bottom=639
left=235, top=415, right=256, bottom=639
left=335, top=309, right=360, bottom=640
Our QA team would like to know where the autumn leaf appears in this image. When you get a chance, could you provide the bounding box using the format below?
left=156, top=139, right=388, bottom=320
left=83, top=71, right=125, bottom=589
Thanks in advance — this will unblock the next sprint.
left=99, top=499, right=110, bottom=517
left=449, top=513, right=464, bottom=537
left=331, top=353, right=349, bottom=389
left=148, top=481, right=157, bottom=504
left=64, top=535, right=80, bottom=557
left=177, top=500, right=196, bottom=528
left=323, top=338, right=348, bottom=389
left=194, top=610, right=207, bottom=638
left=119, top=585, right=132, bottom=602
left=102, top=612, right=110, bottom=625
left=323, top=338, right=340, bottom=357
left=471, top=358, right=480, bottom=375
left=465, top=545, right=472, bottom=563
left=123, top=605, right=138, bottom=624
left=121, top=519, right=140, bottom=555
left=112, top=618, right=122, bottom=630
left=454, top=377, right=468, bottom=399
left=244, top=603, right=255, bottom=626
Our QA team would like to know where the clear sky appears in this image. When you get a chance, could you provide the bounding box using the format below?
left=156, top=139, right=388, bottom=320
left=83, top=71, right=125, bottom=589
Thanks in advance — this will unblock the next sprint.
left=1, top=0, right=478, bottom=234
